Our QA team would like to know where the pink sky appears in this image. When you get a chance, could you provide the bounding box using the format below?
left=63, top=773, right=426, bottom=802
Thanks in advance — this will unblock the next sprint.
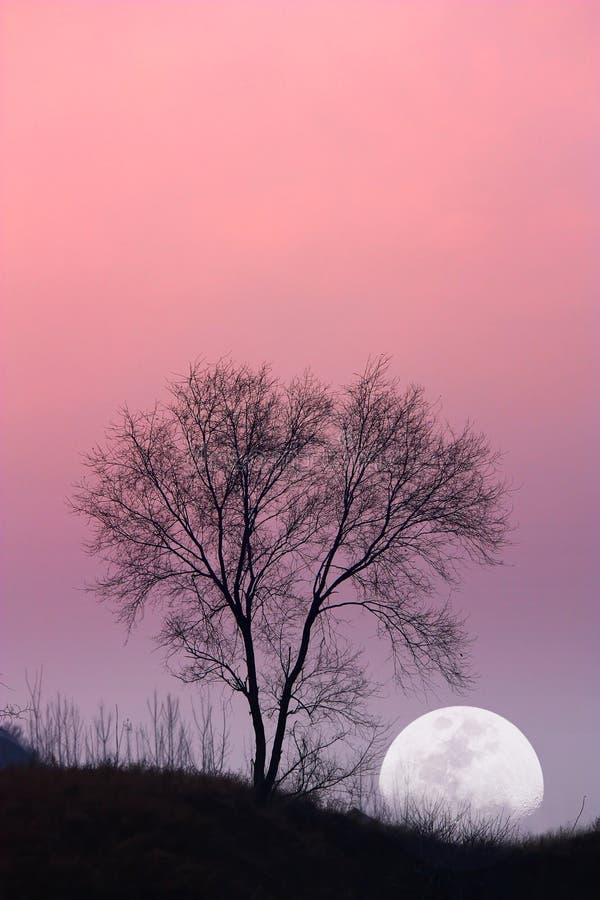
left=1, top=1, right=598, bottom=830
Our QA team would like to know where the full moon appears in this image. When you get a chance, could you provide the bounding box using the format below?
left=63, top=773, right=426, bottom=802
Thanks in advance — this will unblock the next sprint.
left=379, top=706, right=544, bottom=820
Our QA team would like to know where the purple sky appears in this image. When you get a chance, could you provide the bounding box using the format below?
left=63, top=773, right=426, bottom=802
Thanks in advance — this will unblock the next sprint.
left=1, top=1, right=598, bottom=831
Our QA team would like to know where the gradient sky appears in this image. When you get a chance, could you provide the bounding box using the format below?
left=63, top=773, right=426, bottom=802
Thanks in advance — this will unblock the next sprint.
left=1, top=1, right=598, bottom=831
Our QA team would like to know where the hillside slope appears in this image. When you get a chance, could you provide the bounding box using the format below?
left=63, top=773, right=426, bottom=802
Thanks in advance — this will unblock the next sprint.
left=1, top=766, right=598, bottom=899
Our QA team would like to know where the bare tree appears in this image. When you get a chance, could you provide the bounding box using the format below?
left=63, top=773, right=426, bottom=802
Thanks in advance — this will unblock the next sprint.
left=72, top=357, right=510, bottom=801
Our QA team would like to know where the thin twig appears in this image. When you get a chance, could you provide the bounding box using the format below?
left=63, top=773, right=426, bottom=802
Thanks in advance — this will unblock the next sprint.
left=572, top=794, right=586, bottom=832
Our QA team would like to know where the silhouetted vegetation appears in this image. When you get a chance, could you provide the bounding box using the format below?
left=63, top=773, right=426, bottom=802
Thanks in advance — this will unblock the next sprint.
left=2, top=689, right=598, bottom=897
left=72, top=357, right=510, bottom=800
left=1, top=764, right=598, bottom=899
left=15, top=673, right=230, bottom=776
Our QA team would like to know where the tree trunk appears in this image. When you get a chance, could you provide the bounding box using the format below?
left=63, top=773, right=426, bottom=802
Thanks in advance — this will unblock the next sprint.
left=240, top=623, right=268, bottom=800
left=262, top=609, right=318, bottom=799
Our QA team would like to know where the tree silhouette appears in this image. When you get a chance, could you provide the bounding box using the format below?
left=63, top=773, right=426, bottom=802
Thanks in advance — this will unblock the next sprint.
left=72, top=357, right=510, bottom=801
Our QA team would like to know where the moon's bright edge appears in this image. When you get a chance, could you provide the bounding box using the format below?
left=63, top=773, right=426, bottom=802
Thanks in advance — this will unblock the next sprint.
left=379, top=706, right=544, bottom=820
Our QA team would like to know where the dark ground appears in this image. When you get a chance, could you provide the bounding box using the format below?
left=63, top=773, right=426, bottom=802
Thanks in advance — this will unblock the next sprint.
left=1, top=766, right=598, bottom=899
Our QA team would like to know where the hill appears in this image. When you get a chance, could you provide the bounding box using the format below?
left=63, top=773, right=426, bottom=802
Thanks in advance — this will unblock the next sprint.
left=1, top=765, right=598, bottom=899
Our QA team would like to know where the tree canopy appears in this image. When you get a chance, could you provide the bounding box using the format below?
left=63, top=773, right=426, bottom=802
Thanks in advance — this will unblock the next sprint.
left=72, top=358, right=510, bottom=800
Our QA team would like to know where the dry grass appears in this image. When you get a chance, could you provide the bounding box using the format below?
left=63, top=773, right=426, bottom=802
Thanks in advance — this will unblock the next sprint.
left=1, top=763, right=598, bottom=899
